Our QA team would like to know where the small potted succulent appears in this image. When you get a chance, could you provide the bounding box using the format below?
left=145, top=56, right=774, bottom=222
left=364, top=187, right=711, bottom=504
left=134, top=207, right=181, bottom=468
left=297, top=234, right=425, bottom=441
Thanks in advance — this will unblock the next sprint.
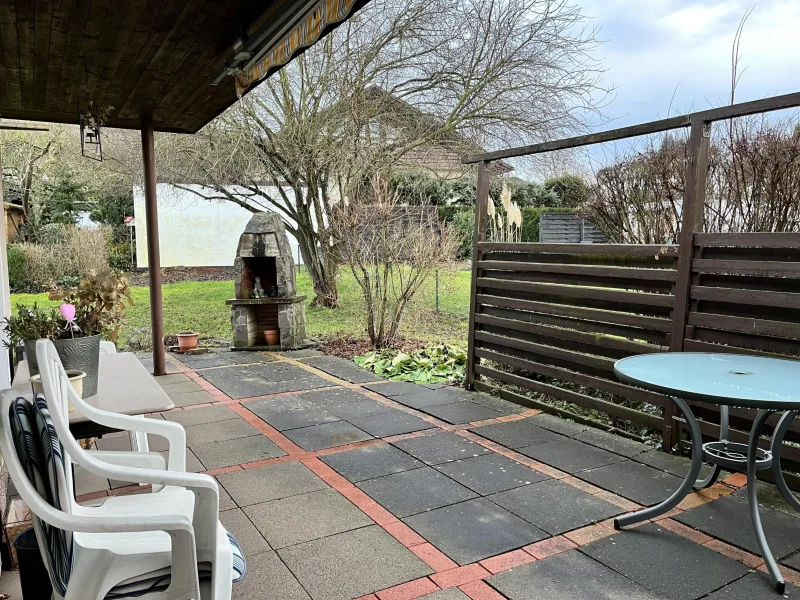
left=3, top=270, right=133, bottom=397
left=177, top=331, right=199, bottom=351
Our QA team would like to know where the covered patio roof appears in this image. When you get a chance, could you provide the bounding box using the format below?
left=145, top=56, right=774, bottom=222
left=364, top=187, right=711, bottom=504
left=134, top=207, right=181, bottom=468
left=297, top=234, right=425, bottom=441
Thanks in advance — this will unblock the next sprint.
left=0, top=0, right=367, bottom=132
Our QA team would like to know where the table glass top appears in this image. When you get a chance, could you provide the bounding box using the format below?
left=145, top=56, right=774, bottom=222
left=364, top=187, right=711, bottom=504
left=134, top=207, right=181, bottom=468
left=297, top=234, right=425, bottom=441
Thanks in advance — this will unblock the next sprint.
left=614, top=353, right=800, bottom=408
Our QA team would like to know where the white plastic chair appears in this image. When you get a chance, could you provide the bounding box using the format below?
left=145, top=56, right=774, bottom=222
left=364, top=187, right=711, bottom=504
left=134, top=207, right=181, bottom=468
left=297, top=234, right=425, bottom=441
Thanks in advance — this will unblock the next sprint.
left=0, top=339, right=238, bottom=599
left=99, top=338, right=151, bottom=456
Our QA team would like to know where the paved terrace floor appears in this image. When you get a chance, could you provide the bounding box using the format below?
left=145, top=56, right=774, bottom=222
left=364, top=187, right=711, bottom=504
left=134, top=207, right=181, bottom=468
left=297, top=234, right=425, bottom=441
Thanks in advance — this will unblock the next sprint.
left=70, top=350, right=800, bottom=600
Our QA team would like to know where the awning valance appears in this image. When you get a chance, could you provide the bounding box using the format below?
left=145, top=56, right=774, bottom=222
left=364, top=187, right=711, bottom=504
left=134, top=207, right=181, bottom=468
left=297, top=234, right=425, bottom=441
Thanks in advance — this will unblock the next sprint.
left=235, top=0, right=358, bottom=95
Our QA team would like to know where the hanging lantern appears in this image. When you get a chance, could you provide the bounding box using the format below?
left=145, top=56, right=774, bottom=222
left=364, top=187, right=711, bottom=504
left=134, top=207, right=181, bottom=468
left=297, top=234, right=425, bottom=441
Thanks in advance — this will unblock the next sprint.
left=78, top=66, right=112, bottom=162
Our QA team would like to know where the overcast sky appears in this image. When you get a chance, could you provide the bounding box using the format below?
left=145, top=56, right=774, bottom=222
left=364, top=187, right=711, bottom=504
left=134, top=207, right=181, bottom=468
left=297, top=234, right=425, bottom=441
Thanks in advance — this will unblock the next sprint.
left=582, top=0, right=800, bottom=126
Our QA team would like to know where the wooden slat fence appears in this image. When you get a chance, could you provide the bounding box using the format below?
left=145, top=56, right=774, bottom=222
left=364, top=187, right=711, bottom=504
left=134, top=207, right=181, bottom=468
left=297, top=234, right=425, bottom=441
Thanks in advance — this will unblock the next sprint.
left=466, top=233, right=800, bottom=484
left=470, top=242, right=678, bottom=437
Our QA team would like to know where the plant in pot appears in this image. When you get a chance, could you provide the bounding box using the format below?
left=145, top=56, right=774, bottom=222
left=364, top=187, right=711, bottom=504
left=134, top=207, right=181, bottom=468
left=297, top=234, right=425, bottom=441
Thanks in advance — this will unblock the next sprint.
left=3, top=270, right=133, bottom=397
left=177, top=331, right=199, bottom=351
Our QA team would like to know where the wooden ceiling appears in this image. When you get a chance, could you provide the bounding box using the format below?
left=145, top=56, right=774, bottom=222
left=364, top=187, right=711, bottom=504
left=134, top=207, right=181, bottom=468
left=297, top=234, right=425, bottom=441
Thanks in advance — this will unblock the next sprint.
left=0, top=0, right=328, bottom=133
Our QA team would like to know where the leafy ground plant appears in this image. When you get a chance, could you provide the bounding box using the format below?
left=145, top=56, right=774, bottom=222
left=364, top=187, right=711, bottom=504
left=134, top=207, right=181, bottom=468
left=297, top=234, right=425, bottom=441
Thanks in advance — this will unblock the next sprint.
left=355, top=344, right=466, bottom=384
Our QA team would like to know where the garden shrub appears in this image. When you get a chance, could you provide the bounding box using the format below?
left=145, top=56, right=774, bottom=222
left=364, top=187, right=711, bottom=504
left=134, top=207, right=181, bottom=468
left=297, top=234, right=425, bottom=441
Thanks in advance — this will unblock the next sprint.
left=439, top=206, right=575, bottom=245
left=6, top=245, right=26, bottom=292
left=108, top=242, right=134, bottom=272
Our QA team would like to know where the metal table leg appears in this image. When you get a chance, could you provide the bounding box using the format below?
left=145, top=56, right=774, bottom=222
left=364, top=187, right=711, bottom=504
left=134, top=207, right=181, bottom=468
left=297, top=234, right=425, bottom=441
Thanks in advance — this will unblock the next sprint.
left=694, top=405, right=727, bottom=490
left=748, top=409, right=784, bottom=594
left=615, top=396, right=704, bottom=528
left=771, top=411, right=800, bottom=513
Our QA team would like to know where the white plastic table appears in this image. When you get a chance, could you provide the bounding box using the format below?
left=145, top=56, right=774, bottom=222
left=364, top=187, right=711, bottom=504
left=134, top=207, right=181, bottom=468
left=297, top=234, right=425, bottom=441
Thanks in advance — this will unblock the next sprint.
left=11, top=352, right=174, bottom=439
left=614, top=352, right=800, bottom=594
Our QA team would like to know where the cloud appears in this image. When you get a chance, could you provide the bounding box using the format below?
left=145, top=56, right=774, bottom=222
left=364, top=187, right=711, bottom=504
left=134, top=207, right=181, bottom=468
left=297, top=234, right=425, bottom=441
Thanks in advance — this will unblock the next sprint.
left=582, top=0, right=800, bottom=125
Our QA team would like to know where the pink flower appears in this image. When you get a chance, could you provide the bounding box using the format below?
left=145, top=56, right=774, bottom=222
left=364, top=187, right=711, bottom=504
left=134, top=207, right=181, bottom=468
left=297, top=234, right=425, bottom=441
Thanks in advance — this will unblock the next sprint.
left=59, top=303, right=76, bottom=322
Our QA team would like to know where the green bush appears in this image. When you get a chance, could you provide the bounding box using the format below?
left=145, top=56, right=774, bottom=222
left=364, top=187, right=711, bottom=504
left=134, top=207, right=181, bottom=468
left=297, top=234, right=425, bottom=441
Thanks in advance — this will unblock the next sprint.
left=450, top=210, right=474, bottom=258
left=109, top=242, right=134, bottom=272
left=6, top=245, right=26, bottom=292
left=439, top=206, right=575, bottom=244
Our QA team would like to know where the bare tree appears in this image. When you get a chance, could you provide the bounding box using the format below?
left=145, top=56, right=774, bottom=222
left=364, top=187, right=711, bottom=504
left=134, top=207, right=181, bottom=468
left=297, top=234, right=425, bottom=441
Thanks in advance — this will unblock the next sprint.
left=159, top=0, right=607, bottom=306
left=330, top=175, right=457, bottom=347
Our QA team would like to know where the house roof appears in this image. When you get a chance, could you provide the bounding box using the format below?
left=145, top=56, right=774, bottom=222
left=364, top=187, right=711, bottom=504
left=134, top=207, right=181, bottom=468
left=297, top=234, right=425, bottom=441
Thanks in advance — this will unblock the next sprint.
left=0, top=0, right=370, bottom=133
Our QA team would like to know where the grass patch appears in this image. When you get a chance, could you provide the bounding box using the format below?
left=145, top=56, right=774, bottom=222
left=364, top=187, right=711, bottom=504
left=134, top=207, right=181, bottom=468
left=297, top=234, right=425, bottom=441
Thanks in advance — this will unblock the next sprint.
left=10, top=269, right=470, bottom=349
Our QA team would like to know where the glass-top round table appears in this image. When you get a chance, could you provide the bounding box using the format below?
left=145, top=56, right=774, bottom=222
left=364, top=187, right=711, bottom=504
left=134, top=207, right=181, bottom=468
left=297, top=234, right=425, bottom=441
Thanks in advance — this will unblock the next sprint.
left=614, top=353, right=800, bottom=594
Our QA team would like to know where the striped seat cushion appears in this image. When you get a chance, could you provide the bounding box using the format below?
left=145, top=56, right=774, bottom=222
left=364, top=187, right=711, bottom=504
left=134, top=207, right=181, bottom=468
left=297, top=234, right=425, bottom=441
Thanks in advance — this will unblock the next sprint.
left=104, top=528, right=246, bottom=598
left=9, top=396, right=73, bottom=596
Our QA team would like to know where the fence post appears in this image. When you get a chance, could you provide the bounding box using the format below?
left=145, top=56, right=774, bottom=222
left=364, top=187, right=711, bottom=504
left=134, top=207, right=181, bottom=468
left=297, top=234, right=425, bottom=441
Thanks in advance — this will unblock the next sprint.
left=466, top=161, right=490, bottom=389
left=664, top=118, right=711, bottom=449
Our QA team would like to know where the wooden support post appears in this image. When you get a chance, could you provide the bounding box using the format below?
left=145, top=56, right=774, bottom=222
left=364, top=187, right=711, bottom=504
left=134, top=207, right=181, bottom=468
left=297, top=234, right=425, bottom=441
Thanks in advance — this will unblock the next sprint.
left=140, top=114, right=166, bottom=376
left=0, top=145, right=11, bottom=388
left=465, top=161, right=490, bottom=389
left=664, top=118, right=711, bottom=449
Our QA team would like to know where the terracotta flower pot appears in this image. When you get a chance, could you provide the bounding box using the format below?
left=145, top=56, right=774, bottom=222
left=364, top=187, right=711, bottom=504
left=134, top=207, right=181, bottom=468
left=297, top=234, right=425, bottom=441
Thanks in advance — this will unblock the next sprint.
left=177, top=333, right=199, bottom=351
left=264, top=329, right=280, bottom=346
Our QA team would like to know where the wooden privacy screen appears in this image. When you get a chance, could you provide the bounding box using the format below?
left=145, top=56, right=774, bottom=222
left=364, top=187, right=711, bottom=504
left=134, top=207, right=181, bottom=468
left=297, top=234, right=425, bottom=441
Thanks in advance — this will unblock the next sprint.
left=677, top=232, right=800, bottom=479
left=467, top=233, right=800, bottom=483
left=469, top=242, right=678, bottom=436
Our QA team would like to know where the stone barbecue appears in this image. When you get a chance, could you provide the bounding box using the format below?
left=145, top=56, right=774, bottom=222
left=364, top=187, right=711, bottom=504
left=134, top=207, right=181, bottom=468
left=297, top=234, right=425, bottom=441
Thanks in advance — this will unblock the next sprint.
left=226, top=213, right=307, bottom=348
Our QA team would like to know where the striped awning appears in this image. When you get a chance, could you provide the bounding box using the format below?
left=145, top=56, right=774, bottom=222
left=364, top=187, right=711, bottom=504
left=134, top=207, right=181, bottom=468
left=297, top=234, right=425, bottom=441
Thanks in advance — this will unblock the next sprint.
left=235, top=0, right=358, bottom=95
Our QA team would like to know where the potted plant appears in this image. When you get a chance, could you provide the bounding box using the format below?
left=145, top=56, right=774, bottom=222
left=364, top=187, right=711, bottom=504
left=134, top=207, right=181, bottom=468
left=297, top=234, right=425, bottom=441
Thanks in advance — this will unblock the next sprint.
left=177, top=331, right=199, bottom=351
left=3, top=270, right=133, bottom=397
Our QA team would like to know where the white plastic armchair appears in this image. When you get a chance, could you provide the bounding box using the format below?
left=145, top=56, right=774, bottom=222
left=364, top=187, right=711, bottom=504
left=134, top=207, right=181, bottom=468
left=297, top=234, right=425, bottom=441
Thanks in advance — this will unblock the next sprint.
left=29, top=339, right=236, bottom=599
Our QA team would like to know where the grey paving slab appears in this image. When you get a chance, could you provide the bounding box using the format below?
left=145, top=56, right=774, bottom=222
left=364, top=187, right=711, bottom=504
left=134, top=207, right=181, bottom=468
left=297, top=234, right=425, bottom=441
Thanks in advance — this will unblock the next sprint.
left=390, top=388, right=468, bottom=411
left=471, top=419, right=563, bottom=449
left=298, top=387, right=370, bottom=406
left=419, top=591, right=470, bottom=600
left=198, top=367, right=270, bottom=399
left=705, top=573, right=799, bottom=599
left=357, top=466, right=477, bottom=518
left=222, top=352, right=276, bottom=365
left=436, top=453, right=548, bottom=495
left=191, top=435, right=286, bottom=469
left=247, top=362, right=323, bottom=381
left=215, top=478, right=236, bottom=510
left=279, top=349, right=324, bottom=358
left=488, top=550, right=663, bottom=600
left=320, top=444, right=423, bottom=483
left=169, top=390, right=217, bottom=407
left=74, top=465, right=110, bottom=496
left=574, top=428, right=652, bottom=458
left=489, top=478, right=622, bottom=535
left=244, top=488, right=373, bottom=549
left=580, top=460, right=685, bottom=506
left=233, top=551, right=310, bottom=600
left=518, top=438, right=627, bottom=474
left=525, top=413, right=591, bottom=436
left=404, top=497, right=548, bottom=565
left=155, top=373, right=191, bottom=386
left=174, top=353, right=237, bottom=369
left=243, top=395, right=341, bottom=431
left=161, top=405, right=240, bottom=427
left=158, top=448, right=206, bottom=473
left=581, top=523, right=749, bottom=600
left=301, top=356, right=384, bottom=383
left=321, top=398, right=394, bottom=421
left=363, top=381, right=425, bottom=397
left=422, top=401, right=503, bottom=424
left=675, top=491, right=800, bottom=559
left=392, top=431, right=491, bottom=465
left=468, top=394, right=527, bottom=415
left=283, top=421, right=373, bottom=451
left=784, top=551, right=800, bottom=570
left=348, top=410, right=435, bottom=437
left=159, top=380, right=204, bottom=395
left=278, top=525, right=432, bottom=600
left=220, top=508, right=271, bottom=556
left=217, top=462, right=327, bottom=507
left=184, top=418, right=261, bottom=446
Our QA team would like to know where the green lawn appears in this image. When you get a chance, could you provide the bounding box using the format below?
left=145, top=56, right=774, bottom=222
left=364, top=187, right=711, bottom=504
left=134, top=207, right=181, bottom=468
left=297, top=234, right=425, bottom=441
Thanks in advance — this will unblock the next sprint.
left=10, top=269, right=470, bottom=349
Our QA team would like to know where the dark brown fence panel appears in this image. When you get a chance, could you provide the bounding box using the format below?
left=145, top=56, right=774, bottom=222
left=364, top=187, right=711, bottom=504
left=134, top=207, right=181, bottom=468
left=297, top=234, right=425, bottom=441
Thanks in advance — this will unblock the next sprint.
left=470, top=242, right=678, bottom=438
left=679, top=233, right=800, bottom=472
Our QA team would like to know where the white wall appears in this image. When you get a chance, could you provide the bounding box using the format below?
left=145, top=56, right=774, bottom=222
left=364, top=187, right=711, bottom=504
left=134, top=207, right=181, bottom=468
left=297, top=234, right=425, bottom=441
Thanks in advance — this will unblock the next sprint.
left=133, top=184, right=303, bottom=268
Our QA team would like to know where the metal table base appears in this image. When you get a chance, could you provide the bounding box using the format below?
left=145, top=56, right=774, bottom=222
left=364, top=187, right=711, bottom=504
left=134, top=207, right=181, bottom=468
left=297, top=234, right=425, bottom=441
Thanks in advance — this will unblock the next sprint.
left=614, top=397, right=798, bottom=595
